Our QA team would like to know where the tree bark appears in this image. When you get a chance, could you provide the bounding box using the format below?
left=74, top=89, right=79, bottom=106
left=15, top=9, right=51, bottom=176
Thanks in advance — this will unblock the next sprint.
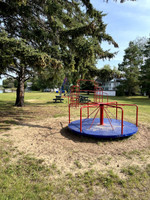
left=15, top=66, right=25, bottom=107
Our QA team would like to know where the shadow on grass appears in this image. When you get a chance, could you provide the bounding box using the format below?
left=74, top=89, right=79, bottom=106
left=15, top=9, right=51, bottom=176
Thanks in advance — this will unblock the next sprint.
left=0, top=125, right=11, bottom=132
left=60, top=126, right=130, bottom=144
left=24, top=101, right=68, bottom=107
left=0, top=99, right=68, bottom=132
left=0, top=106, right=33, bottom=118
left=0, top=101, right=39, bottom=131
left=1, top=120, right=52, bottom=130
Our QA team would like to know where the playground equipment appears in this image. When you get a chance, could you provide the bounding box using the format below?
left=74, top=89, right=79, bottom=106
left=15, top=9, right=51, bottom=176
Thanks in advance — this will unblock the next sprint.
left=68, top=79, right=138, bottom=138
left=59, top=77, right=71, bottom=97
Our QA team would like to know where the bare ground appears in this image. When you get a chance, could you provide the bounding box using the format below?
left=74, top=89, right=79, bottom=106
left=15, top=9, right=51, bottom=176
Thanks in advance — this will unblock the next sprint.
left=0, top=116, right=150, bottom=177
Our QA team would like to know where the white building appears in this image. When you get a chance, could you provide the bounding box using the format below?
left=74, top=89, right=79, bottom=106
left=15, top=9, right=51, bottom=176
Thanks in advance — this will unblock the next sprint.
left=95, top=78, right=122, bottom=96
left=26, top=82, right=32, bottom=91
left=102, top=78, right=121, bottom=91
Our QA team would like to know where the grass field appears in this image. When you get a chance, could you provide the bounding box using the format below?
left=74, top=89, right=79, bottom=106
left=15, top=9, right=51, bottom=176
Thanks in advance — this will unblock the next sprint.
left=0, top=92, right=150, bottom=200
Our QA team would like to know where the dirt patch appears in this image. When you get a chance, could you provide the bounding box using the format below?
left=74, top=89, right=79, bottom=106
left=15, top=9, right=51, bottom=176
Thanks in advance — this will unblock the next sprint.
left=1, top=117, right=150, bottom=176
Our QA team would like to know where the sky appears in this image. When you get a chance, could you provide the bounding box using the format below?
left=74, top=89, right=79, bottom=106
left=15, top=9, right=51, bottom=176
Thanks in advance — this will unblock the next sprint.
left=90, top=0, right=150, bottom=69
left=0, top=0, right=150, bottom=85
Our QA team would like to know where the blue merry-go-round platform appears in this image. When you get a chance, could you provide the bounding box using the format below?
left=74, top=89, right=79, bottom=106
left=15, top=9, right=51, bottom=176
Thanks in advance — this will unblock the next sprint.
left=68, top=118, right=138, bottom=138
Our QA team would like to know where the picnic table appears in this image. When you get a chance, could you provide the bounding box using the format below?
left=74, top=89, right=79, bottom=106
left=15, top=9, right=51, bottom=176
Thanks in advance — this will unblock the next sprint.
left=53, top=95, right=64, bottom=103
left=79, top=95, right=91, bottom=103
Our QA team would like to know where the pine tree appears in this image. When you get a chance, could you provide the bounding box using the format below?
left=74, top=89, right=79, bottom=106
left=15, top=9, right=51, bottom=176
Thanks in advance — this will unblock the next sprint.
left=0, top=31, right=61, bottom=106
left=0, top=0, right=119, bottom=106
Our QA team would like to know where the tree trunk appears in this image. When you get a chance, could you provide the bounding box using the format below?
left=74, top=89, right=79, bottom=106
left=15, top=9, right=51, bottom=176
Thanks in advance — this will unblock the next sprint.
left=128, top=86, right=132, bottom=96
left=15, top=66, right=25, bottom=107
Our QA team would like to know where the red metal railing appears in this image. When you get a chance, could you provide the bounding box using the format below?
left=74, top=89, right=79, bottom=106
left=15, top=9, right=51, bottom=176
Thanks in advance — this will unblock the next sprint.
left=68, top=79, right=138, bottom=136
left=108, top=103, right=138, bottom=127
left=106, top=104, right=124, bottom=134
left=79, top=103, right=124, bottom=135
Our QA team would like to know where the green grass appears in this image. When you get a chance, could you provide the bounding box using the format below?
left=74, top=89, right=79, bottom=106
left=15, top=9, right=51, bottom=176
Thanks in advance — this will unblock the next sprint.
left=0, top=92, right=150, bottom=199
left=0, top=140, right=57, bottom=200
left=0, top=92, right=150, bottom=124
left=0, top=140, right=149, bottom=200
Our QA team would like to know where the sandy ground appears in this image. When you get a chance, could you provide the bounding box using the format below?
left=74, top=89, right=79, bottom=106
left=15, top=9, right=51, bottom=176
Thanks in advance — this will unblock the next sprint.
left=1, top=117, right=150, bottom=176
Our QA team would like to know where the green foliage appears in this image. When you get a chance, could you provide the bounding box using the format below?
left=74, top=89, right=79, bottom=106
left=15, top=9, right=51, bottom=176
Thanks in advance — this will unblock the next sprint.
left=116, top=83, right=126, bottom=96
left=97, top=65, right=121, bottom=86
left=118, top=41, right=143, bottom=96
left=80, top=80, right=95, bottom=94
left=0, top=31, right=62, bottom=79
left=31, top=76, right=47, bottom=91
left=0, top=0, right=118, bottom=79
left=0, top=0, right=120, bottom=105
left=97, top=65, right=114, bottom=84
left=3, top=78, right=14, bottom=88
left=2, top=78, right=20, bottom=89
left=117, top=37, right=149, bottom=97
left=0, top=31, right=62, bottom=106
left=0, top=31, right=54, bottom=71
left=31, top=64, right=65, bottom=91
left=140, top=38, right=150, bottom=98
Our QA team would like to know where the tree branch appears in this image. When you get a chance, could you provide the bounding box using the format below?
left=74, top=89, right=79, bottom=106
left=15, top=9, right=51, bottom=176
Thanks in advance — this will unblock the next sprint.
left=3, top=72, right=17, bottom=79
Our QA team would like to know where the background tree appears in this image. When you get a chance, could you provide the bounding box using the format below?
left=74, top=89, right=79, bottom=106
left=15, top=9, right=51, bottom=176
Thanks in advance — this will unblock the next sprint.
left=0, top=31, right=62, bottom=106
left=96, top=65, right=121, bottom=86
left=98, top=65, right=114, bottom=84
left=0, top=0, right=118, bottom=85
left=140, top=38, right=150, bottom=98
left=31, top=67, right=65, bottom=91
left=2, top=78, right=19, bottom=89
left=118, top=41, right=143, bottom=95
left=80, top=81, right=95, bottom=95
left=3, top=78, right=15, bottom=89
left=1, top=0, right=136, bottom=103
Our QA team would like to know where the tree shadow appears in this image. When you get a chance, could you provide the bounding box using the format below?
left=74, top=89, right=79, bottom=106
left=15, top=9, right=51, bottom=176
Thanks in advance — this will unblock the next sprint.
left=18, top=123, right=52, bottom=130
left=0, top=101, right=52, bottom=131
left=0, top=125, right=11, bottom=133
left=23, top=101, right=68, bottom=107
left=1, top=120, right=52, bottom=130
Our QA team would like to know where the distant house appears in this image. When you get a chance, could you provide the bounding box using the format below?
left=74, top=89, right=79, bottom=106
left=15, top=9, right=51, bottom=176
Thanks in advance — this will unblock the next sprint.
left=95, top=78, right=122, bottom=96
left=26, top=82, right=32, bottom=91
left=101, top=78, right=121, bottom=91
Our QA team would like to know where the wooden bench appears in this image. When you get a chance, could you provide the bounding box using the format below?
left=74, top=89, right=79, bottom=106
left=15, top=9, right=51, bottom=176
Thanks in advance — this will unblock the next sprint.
left=53, top=96, right=64, bottom=103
